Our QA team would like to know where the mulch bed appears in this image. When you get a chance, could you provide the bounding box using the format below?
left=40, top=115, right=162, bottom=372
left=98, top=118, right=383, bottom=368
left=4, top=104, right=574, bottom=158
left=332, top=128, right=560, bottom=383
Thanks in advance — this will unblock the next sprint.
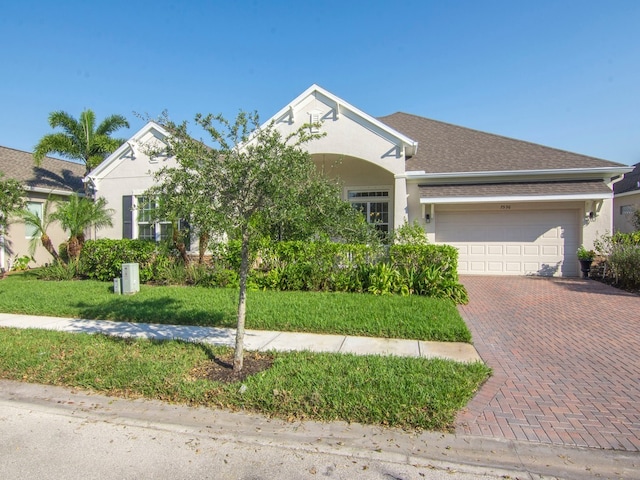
left=191, top=351, right=275, bottom=383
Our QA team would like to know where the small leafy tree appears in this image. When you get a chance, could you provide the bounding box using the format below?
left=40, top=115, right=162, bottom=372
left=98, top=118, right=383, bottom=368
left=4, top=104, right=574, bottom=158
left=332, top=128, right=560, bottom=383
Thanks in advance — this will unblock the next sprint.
left=155, top=111, right=369, bottom=372
left=20, top=199, right=61, bottom=262
left=34, top=109, right=129, bottom=174
left=51, top=194, right=114, bottom=260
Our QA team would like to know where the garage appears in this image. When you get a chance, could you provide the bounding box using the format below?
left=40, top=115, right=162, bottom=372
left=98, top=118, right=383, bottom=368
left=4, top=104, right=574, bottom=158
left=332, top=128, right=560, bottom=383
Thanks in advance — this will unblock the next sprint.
left=435, top=209, right=580, bottom=276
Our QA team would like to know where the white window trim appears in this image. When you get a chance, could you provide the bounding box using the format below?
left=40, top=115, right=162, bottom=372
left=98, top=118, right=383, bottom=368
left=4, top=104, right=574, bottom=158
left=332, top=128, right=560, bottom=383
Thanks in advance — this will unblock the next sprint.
left=345, top=186, right=393, bottom=232
left=132, top=196, right=171, bottom=242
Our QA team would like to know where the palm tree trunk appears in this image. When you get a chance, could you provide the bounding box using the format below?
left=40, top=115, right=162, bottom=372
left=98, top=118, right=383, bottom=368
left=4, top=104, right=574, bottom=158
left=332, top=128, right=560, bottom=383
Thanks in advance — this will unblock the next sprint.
left=67, top=236, right=81, bottom=260
left=41, top=234, right=62, bottom=264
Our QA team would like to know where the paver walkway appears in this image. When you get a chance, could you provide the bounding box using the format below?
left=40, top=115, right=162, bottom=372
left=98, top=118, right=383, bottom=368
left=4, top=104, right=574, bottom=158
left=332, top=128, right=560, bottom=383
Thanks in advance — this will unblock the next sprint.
left=456, top=276, right=640, bottom=451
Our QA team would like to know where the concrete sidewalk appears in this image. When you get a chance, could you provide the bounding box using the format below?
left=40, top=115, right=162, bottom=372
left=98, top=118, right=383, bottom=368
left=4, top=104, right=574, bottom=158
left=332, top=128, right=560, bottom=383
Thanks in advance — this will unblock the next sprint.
left=0, top=313, right=481, bottom=363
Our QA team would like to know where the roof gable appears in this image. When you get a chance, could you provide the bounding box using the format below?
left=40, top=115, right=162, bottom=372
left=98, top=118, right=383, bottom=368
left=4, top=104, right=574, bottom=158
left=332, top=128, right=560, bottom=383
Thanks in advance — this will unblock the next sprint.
left=267, top=85, right=418, bottom=157
left=0, top=145, right=84, bottom=194
left=87, top=121, right=170, bottom=180
left=379, top=112, right=627, bottom=174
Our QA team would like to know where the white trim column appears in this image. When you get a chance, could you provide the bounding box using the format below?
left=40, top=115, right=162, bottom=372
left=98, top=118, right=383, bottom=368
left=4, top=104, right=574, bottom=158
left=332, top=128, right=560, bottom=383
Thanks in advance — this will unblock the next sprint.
left=394, top=176, right=408, bottom=229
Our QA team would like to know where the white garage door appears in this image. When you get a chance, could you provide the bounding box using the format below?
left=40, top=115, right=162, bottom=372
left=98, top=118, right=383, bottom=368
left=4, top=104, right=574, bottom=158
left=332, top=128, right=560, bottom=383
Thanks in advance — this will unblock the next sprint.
left=435, top=209, right=579, bottom=276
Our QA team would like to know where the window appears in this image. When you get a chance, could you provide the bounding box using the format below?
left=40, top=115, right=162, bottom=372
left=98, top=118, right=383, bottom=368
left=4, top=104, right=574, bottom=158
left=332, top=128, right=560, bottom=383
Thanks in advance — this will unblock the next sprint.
left=136, top=197, right=172, bottom=242
left=620, top=205, right=635, bottom=215
left=348, top=190, right=389, bottom=233
left=25, top=202, right=42, bottom=238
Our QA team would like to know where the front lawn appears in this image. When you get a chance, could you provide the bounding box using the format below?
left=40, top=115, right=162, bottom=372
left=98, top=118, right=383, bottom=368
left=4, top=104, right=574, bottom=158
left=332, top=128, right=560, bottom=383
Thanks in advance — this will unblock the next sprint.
left=0, top=328, right=490, bottom=431
left=0, top=272, right=471, bottom=342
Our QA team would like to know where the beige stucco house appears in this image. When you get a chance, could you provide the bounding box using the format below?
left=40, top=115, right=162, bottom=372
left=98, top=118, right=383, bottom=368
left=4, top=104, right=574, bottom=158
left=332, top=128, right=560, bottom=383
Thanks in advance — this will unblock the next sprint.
left=613, top=162, right=640, bottom=233
left=0, top=146, right=85, bottom=270
left=87, top=85, right=631, bottom=277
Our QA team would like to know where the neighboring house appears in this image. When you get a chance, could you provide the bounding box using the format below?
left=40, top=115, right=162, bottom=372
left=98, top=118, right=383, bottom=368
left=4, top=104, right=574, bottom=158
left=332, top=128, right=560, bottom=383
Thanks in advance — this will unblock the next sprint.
left=0, top=146, right=85, bottom=270
left=87, top=85, right=631, bottom=277
left=613, top=162, right=640, bottom=233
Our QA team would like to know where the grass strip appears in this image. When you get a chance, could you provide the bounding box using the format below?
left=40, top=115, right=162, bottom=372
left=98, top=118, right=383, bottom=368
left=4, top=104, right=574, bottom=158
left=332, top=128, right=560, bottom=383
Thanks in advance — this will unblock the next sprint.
left=0, top=273, right=470, bottom=342
left=0, top=327, right=490, bottom=431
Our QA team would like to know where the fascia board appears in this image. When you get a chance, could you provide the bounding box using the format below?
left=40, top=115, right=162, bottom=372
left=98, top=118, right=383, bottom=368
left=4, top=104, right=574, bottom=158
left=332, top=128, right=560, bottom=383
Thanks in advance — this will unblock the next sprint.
left=86, top=121, right=170, bottom=180
left=420, top=193, right=613, bottom=204
left=24, top=186, right=78, bottom=197
left=404, top=166, right=633, bottom=181
left=266, top=84, right=418, bottom=154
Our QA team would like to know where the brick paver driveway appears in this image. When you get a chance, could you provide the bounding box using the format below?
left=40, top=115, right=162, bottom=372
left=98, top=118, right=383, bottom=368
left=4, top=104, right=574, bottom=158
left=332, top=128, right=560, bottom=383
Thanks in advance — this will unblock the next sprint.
left=456, top=276, right=640, bottom=451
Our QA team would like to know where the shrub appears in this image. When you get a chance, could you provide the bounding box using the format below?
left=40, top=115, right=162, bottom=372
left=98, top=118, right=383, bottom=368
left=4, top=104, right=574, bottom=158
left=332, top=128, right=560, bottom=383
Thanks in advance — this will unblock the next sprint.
left=250, top=240, right=466, bottom=303
left=80, top=239, right=162, bottom=282
left=75, top=238, right=467, bottom=303
left=391, top=220, right=429, bottom=245
left=11, top=255, right=33, bottom=272
left=608, top=244, right=640, bottom=288
left=594, top=232, right=640, bottom=289
left=36, top=260, right=83, bottom=281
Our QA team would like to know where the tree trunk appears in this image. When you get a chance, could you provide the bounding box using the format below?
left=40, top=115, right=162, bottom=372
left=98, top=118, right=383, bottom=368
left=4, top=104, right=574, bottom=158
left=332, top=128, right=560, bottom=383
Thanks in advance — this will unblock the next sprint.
left=198, top=232, right=209, bottom=264
left=67, top=236, right=81, bottom=260
left=41, top=234, right=62, bottom=264
left=233, top=229, right=250, bottom=373
left=172, top=224, right=190, bottom=266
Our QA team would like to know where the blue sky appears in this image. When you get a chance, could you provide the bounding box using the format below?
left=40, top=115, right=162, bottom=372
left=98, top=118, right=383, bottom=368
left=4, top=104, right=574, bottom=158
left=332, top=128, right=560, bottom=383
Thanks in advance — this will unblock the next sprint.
left=1, top=0, right=638, bottom=165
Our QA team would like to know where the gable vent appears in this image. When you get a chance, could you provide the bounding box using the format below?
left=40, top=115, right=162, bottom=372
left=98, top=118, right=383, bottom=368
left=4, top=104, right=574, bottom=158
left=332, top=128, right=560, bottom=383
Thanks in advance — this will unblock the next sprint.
left=309, top=111, right=321, bottom=133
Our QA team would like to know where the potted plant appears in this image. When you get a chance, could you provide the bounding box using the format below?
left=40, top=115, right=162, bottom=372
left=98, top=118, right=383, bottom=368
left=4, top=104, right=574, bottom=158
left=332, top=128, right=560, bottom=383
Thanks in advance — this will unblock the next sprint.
left=577, top=245, right=595, bottom=278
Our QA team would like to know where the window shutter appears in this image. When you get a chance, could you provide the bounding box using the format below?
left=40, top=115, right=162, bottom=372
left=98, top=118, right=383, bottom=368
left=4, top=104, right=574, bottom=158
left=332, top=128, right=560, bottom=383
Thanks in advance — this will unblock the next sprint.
left=122, top=195, right=133, bottom=239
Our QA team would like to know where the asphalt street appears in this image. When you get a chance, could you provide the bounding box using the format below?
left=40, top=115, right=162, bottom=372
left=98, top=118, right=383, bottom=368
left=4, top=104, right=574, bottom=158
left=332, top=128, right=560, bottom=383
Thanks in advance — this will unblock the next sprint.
left=1, top=380, right=638, bottom=479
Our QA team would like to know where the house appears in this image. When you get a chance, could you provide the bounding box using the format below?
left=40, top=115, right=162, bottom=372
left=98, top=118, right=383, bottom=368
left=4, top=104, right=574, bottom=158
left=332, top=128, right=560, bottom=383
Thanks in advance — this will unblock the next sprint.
left=87, top=85, right=631, bottom=277
left=613, top=162, right=640, bottom=233
left=0, top=146, right=85, bottom=270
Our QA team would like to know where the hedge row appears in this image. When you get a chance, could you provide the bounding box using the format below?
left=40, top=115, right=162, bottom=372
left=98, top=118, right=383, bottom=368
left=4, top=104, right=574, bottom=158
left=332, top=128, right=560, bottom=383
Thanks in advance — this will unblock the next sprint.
left=78, top=239, right=467, bottom=303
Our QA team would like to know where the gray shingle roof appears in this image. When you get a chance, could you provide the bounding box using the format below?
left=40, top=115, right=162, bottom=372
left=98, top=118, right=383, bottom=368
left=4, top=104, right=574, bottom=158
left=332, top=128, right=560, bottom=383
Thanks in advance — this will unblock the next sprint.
left=0, top=146, right=84, bottom=193
left=419, top=180, right=611, bottom=198
left=378, top=112, right=626, bottom=173
left=613, top=162, right=640, bottom=194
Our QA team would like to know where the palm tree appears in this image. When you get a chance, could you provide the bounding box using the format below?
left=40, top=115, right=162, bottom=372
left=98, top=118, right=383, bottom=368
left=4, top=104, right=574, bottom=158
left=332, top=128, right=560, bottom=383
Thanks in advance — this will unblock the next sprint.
left=20, top=199, right=61, bottom=263
left=33, top=109, right=129, bottom=175
left=51, top=194, right=114, bottom=260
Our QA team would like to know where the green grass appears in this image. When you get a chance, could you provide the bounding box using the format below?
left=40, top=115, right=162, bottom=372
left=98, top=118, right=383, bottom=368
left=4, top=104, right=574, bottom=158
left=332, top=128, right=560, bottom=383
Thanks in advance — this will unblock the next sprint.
left=0, top=272, right=471, bottom=342
left=0, top=328, right=490, bottom=431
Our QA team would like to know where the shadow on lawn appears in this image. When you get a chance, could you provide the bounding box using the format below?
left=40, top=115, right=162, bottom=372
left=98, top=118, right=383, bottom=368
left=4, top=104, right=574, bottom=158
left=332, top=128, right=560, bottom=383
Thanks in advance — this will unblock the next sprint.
left=72, top=296, right=232, bottom=327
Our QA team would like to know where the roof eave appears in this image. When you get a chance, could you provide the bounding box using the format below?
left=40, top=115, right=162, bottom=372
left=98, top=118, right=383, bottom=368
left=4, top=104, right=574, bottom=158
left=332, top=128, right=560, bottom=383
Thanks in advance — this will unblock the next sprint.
left=405, top=166, right=633, bottom=181
left=24, top=186, right=80, bottom=197
left=420, top=192, right=613, bottom=204
left=614, top=189, right=640, bottom=198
